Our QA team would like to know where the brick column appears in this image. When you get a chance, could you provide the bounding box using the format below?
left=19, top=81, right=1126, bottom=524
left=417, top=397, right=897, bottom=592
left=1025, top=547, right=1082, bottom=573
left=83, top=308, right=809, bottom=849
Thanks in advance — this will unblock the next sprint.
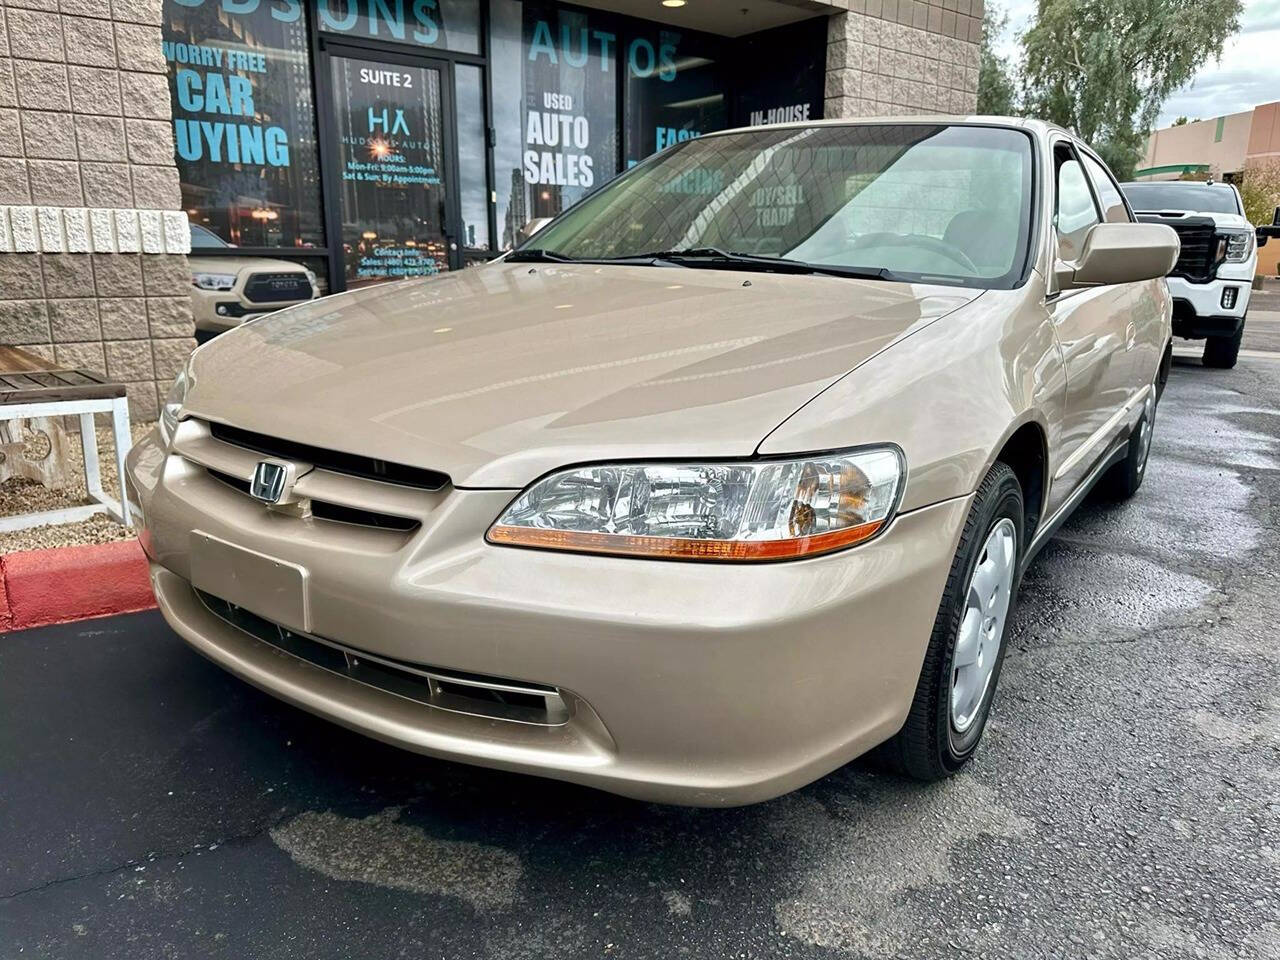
left=824, top=0, right=983, bottom=120
left=0, top=0, right=191, bottom=421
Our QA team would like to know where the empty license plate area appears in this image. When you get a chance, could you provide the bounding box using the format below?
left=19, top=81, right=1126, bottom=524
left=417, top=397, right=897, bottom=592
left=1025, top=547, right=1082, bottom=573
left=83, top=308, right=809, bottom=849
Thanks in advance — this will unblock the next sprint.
left=189, top=530, right=310, bottom=633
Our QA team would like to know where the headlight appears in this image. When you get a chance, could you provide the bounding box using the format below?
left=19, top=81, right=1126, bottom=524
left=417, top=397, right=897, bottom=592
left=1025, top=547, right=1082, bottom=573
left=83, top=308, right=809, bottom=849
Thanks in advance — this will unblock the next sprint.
left=159, top=360, right=193, bottom=445
left=1221, top=228, right=1254, bottom=263
left=304, top=268, right=318, bottom=293
left=487, top=447, right=904, bottom=561
left=192, top=272, right=236, bottom=291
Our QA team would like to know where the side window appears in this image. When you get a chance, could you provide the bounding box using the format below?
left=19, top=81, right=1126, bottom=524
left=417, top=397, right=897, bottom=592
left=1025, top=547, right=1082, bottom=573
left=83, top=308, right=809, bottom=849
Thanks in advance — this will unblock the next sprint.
left=1054, top=145, right=1101, bottom=260
left=1082, top=154, right=1132, bottom=224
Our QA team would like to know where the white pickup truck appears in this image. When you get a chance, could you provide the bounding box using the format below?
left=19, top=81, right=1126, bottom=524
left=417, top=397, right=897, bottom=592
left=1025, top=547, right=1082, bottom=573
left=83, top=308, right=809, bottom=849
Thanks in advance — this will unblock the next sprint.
left=1120, top=180, right=1258, bottom=369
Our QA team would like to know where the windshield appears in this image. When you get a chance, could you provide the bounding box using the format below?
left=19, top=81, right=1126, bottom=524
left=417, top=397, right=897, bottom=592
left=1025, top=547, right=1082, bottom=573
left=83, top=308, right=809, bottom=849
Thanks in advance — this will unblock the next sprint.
left=189, top=223, right=231, bottom=248
left=519, top=124, right=1035, bottom=289
left=1121, top=182, right=1241, bottom=215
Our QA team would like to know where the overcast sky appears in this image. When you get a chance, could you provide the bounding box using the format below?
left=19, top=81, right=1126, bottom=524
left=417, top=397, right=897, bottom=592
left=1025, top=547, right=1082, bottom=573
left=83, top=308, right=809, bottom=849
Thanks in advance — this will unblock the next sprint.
left=993, top=0, right=1280, bottom=129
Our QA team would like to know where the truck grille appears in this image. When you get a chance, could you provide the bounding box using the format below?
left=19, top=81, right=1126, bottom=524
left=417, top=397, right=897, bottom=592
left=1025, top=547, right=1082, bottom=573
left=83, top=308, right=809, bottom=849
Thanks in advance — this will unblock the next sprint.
left=1137, top=214, right=1223, bottom=283
left=244, top=272, right=312, bottom=304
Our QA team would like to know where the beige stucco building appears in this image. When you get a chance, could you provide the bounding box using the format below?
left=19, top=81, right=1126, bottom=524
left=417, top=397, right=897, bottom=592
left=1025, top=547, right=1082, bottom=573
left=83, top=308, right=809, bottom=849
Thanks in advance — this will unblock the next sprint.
left=1, top=0, right=982, bottom=419
left=1140, top=101, right=1280, bottom=182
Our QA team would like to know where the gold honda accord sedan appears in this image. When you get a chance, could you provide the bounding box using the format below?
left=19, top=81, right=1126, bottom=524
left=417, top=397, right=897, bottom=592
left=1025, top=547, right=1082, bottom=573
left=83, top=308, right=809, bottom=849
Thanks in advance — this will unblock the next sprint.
left=127, top=118, right=1179, bottom=805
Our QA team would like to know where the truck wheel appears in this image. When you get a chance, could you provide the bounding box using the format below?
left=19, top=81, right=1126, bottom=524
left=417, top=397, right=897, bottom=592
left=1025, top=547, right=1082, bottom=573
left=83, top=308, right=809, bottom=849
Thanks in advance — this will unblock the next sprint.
left=1203, top=327, right=1243, bottom=369
left=880, top=462, right=1023, bottom=780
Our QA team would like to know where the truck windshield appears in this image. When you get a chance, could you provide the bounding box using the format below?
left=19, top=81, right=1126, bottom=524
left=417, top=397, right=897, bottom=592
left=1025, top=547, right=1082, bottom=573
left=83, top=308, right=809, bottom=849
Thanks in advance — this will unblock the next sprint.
left=518, top=124, right=1035, bottom=290
left=1121, top=182, right=1241, bottom=215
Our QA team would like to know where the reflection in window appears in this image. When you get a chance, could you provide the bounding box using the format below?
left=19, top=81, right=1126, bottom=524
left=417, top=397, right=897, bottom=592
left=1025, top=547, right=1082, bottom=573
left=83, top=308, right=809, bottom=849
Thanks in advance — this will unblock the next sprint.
left=491, top=0, right=619, bottom=249
left=330, top=56, right=450, bottom=286
left=623, top=31, right=727, bottom=167
left=528, top=125, right=1035, bottom=288
left=1056, top=154, right=1100, bottom=259
left=456, top=64, right=491, bottom=250
left=1082, top=154, right=1131, bottom=223
left=163, top=0, right=323, bottom=248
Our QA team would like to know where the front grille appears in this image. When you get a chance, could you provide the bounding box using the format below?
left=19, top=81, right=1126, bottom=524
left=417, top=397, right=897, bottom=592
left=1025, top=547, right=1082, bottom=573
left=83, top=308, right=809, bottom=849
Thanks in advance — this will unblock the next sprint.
left=196, top=590, right=570, bottom=725
left=1137, top=214, right=1223, bottom=283
left=243, top=272, right=312, bottom=304
left=208, top=421, right=450, bottom=491
left=1169, top=224, right=1220, bottom=281
left=206, top=468, right=419, bottom=532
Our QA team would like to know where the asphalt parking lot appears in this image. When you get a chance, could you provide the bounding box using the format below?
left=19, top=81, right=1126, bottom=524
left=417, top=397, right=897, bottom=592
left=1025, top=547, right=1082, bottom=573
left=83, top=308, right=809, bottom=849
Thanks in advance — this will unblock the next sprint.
left=3, top=344, right=1280, bottom=959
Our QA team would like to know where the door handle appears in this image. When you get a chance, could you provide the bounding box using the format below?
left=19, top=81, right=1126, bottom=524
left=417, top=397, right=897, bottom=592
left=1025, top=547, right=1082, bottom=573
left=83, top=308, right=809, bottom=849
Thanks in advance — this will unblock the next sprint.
left=1124, top=321, right=1137, bottom=351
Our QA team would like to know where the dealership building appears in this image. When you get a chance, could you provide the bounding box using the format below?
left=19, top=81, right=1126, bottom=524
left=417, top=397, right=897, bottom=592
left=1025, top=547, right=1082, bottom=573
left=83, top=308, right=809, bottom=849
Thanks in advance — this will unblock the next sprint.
left=0, top=0, right=983, bottom=419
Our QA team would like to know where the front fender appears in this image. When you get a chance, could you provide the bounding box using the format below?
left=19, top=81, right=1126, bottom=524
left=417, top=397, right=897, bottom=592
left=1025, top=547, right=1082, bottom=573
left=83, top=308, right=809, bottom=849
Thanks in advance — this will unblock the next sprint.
left=757, top=284, right=1064, bottom=513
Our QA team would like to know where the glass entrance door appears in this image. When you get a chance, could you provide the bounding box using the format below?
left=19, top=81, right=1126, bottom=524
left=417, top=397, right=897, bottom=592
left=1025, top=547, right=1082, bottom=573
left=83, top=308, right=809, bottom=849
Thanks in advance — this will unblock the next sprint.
left=327, top=53, right=455, bottom=287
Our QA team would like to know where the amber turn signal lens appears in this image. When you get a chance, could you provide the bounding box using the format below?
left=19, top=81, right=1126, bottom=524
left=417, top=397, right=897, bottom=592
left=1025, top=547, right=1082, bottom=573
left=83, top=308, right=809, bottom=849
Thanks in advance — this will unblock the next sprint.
left=488, top=518, right=887, bottom=560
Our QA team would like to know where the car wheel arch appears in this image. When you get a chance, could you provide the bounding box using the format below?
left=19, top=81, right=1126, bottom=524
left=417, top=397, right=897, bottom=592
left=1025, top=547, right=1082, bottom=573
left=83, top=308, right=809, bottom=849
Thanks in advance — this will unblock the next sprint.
left=988, top=417, right=1049, bottom=548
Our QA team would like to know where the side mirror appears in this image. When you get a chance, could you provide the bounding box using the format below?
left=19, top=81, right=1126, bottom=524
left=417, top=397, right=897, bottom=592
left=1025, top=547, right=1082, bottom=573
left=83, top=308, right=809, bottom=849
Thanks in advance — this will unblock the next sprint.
left=517, top=217, right=555, bottom=245
left=1055, top=222, right=1180, bottom=290
left=1256, top=224, right=1280, bottom=248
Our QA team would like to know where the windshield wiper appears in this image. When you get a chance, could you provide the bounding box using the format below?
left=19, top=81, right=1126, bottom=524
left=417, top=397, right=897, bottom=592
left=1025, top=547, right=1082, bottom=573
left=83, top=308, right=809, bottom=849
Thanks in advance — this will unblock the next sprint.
left=505, top=248, right=579, bottom=263
left=603, top=247, right=901, bottom=281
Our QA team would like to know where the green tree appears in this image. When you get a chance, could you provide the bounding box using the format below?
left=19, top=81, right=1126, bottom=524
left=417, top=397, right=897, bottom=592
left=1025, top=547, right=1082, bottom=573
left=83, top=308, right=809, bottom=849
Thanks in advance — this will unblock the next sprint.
left=1239, top=159, right=1280, bottom=225
left=978, top=4, right=1019, bottom=115
left=1171, top=116, right=1190, bottom=126
left=1021, top=0, right=1242, bottom=179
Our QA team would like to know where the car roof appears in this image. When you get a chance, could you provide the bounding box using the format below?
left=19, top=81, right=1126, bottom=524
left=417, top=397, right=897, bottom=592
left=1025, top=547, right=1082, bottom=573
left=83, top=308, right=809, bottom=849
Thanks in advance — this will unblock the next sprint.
left=1118, top=180, right=1236, bottom=189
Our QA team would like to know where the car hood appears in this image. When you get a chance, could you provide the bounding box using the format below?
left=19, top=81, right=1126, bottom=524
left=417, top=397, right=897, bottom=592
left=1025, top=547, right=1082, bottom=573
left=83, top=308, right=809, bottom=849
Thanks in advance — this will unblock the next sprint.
left=1134, top=210, right=1253, bottom=230
left=187, top=255, right=311, bottom=275
left=184, top=261, right=979, bottom=488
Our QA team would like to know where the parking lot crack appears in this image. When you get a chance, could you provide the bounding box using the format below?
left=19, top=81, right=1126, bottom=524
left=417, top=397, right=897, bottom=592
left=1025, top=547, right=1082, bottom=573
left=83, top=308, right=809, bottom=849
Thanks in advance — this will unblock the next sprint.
left=0, top=820, right=287, bottom=903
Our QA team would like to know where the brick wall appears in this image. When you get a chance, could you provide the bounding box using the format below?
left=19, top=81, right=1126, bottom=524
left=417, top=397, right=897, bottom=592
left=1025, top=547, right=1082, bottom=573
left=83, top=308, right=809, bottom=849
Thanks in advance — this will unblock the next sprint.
left=0, top=0, right=192, bottom=422
left=823, top=0, right=983, bottom=119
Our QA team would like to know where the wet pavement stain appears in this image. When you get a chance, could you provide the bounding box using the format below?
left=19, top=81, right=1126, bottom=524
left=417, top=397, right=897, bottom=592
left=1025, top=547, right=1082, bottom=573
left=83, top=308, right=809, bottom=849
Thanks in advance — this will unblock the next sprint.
left=270, top=807, right=523, bottom=912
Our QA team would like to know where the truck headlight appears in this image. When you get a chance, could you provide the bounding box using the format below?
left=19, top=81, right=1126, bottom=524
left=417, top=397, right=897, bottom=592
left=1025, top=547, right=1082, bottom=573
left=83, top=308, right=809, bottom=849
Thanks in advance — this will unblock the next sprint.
left=487, top=447, right=904, bottom=561
left=1221, top=228, right=1254, bottom=263
left=192, top=272, right=237, bottom=291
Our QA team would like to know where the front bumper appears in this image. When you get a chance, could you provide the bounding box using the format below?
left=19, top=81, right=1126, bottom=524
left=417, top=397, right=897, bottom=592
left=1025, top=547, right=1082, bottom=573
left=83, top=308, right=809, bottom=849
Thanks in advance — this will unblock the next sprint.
left=191, top=290, right=313, bottom=336
left=1167, top=267, right=1252, bottom=339
left=126, top=424, right=969, bottom=806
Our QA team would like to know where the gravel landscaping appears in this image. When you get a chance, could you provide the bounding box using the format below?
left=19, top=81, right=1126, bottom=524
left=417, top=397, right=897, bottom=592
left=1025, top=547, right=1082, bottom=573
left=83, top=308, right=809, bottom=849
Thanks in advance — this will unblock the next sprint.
left=0, top=419, right=153, bottom=555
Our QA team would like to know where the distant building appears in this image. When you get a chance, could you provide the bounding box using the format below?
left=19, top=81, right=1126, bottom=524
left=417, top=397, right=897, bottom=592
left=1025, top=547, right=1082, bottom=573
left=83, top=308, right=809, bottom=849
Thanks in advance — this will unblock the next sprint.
left=1139, top=102, right=1280, bottom=182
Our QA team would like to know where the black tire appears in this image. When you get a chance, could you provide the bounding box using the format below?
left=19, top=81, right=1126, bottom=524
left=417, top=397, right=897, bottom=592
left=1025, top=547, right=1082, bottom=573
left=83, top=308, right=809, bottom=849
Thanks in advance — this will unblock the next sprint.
left=1203, top=326, right=1243, bottom=369
left=1102, top=387, right=1157, bottom=501
left=880, top=462, right=1024, bottom=781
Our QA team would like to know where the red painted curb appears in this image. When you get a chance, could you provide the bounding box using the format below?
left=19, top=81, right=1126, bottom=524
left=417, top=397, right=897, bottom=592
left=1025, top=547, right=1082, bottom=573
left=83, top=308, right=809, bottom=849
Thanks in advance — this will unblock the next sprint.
left=0, top=540, right=155, bottom=633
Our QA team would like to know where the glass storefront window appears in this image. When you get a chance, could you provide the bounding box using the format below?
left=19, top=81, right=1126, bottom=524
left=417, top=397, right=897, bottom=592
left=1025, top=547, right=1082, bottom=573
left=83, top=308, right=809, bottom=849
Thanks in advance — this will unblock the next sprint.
left=455, top=64, right=491, bottom=250
left=316, top=0, right=481, bottom=55
left=491, top=0, right=619, bottom=249
left=733, top=19, right=827, bottom=130
left=162, top=0, right=323, bottom=248
left=623, top=31, right=727, bottom=168
left=329, top=55, right=452, bottom=285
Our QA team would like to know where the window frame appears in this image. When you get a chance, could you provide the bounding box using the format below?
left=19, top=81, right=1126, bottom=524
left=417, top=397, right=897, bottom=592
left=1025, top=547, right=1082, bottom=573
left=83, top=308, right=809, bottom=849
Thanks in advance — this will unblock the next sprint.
left=1077, top=146, right=1136, bottom=224
left=1050, top=136, right=1104, bottom=257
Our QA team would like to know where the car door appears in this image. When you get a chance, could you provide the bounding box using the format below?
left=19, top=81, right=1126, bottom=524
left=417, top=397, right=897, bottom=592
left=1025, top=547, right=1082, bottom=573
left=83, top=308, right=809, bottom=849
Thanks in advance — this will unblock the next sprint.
left=1080, top=149, right=1167, bottom=400
left=1043, top=138, right=1135, bottom=516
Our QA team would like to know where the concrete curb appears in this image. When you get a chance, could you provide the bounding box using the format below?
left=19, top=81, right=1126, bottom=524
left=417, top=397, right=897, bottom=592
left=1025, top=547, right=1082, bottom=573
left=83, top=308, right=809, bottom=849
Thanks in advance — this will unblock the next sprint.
left=0, top=540, right=155, bottom=633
